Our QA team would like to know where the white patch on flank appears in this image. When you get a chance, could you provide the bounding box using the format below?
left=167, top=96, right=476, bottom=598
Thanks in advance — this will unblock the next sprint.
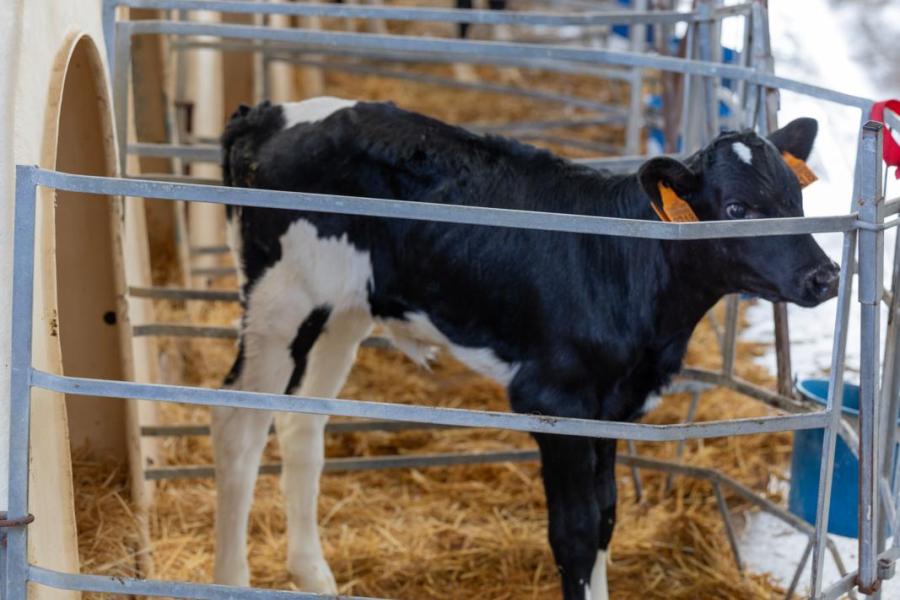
left=731, top=141, right=753, bottom=165
left=244, top=219, right=373, bottom=340
left=280, top=96, right=358, bottom=129
left=385, top=312, right=520, bottom=386
left=589, top=550, right=609, bottom=600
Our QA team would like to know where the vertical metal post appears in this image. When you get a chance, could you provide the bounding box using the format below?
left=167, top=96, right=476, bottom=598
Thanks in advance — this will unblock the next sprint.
left=696, top=0, right=718, bottom=141
left=750, top=2, right=794, bottom=398
left=3, top=167, right=38, bottom=600
left=102, top=0, right=118, bottom=73
left=114, top=21, right=133, bottom=177
left=877, top=228, right=900, bottom=559
left=810, top=229, right=857, bottom=597
left=722, top=295, right=739, bottom=376
left=697, top=0, right=719, bottom=143
left=858, top=121, right=885, bottom=595
left=624, top=0, right=646, bottom=156
left=678, top=21, right=695, bottom=152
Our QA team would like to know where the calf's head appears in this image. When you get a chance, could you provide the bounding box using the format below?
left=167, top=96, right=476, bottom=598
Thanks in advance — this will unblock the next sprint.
left=638, top=118, right=839, bottom=307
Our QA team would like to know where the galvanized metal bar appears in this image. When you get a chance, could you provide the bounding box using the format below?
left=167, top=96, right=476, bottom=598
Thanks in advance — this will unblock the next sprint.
left=189, top=245, right=230, bottom=256
left=680, top=367, right=810, bottom=414
left=121, top=20, right=873, bottom=110
left=878, top=214, right=900, bottom=556
left=177, top=39, right=637, bottom=82
left=712, top=481, right=742, bottom=572
left=102, top=0, right=118, bottom=71
left=141, top=419, right=459, bottom=438
left=128, top=142, right=220, bottom=161
left=133, top=324, right=238, bottom=339
left=4, top=167, right=38, bottom=600
left=114, top=22, right=133, bottom=176
left=28, top=168, right=860, bottom=240
left=129, top=113, right=634, bottom=165
left=858, top=121, right=885, bottom=595
left=721, top=295, right=739, bottom=376
left=143, top=383, right=712, bottom=439
left=625, top=439, right=643, bottom=502
left=145, top=450, right=543, bottom=480
left=190, top=267, right=235, bottom=277
left=32, top=370, right=832, bottom=442
left=679, top=20, right=696, bottom=151
left=262, top=54, right=630, bottom=116
left=624, top=0, right=646, bottom=156
left=28, top=565, right=379, bottom=600
left=131, top=323, right=391, bottom=349
left=133, top=173, right=221, bottom=185
left=884, top=108, right=900, bottom=133
left=696, top=1, right=718, bottom=141
left=128, top=286, right=240, bottom=301
left=665, top=390, right=701, bottom=493
left=108, top=0, right=721, bottom=27
left=785, top=536, right=814, bottom=600
left=810, top=229, right=857, bottom=597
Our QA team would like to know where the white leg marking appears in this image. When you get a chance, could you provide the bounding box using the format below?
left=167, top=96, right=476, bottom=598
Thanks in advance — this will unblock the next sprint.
left=212, top=405, right=276, bottom=586
left=280, top=97, right=358, bottom=129
left=589, top=549, right=610, bottom=600
left=732, top=141, right=753, bottom=165
left=278, top=311, right=372, bottom=593
left=213, top=305, right=299, bottom=586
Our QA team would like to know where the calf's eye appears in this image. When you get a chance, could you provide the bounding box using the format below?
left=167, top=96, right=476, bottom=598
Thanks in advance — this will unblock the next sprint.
left=725, top=203, right=747, bottom=219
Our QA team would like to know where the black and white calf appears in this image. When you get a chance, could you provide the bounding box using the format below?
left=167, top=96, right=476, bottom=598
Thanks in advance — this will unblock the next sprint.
left=213, top=97, right=837, bottom=599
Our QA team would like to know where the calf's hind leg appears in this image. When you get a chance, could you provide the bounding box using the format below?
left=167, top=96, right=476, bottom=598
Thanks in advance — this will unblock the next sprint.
left=212, top=336, right=285, bottom=587
left=277, top=310, right=372, bottom=592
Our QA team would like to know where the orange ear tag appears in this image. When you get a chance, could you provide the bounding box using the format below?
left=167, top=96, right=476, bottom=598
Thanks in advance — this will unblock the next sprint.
left=652, top=183, right=699, bottom=222
left=782, top=152, right=818, bottom=188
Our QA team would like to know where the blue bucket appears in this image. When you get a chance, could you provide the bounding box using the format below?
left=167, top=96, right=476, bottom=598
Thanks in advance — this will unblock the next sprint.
left=789, top=379, right=864, bottom=538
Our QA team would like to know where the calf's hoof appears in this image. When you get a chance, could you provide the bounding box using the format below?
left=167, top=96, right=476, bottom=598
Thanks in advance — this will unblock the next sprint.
left=289, top=560, right=337, bottom=595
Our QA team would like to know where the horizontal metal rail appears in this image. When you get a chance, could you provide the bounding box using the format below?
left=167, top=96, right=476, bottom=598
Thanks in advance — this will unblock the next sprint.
left=189, top=245, right=230, bottom=256
left=131, top=323, right=393, bottom=348
left=173, top=39, right=637, bottom=82
left=128, top=173, right=221, bottom=186
left=129, top=286, right=240, bottom=302
left=145, top=450, right=542, bottom=480
left=108, top=0, right=749, bottom=27
left=120, top=20, right=873, bottom=111
left=133, top=324, right=237, bottom=339
left=190, top=267, right=236, bottom=278
left=884, top=108, right=900, bottom=134
left=141, top=419, right=460, bottom=437
left=263, top=54, right=630, bottom=116
left=29, top=168, right=861, bottom=240
left=32, top=370, right=831, bottom=442
left=28, top=566, right=379, bottom=600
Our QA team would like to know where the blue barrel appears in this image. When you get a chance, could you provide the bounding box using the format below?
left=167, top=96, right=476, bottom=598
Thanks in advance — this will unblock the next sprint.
left=788, top=379, right=862, bottom=538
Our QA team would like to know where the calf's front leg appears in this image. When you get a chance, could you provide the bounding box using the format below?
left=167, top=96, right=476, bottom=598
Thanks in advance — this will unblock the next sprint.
left=536, top=433, right=612, bottom=600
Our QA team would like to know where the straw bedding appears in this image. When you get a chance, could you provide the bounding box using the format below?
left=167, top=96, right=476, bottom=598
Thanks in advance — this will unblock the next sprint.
left=73, top=20, right=797, bottom=600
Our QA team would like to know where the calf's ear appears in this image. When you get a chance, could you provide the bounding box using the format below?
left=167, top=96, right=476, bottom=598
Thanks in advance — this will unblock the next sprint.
left=768, top=117, right=818, bottom=161
left=638, top=157, right=701, bottom=222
